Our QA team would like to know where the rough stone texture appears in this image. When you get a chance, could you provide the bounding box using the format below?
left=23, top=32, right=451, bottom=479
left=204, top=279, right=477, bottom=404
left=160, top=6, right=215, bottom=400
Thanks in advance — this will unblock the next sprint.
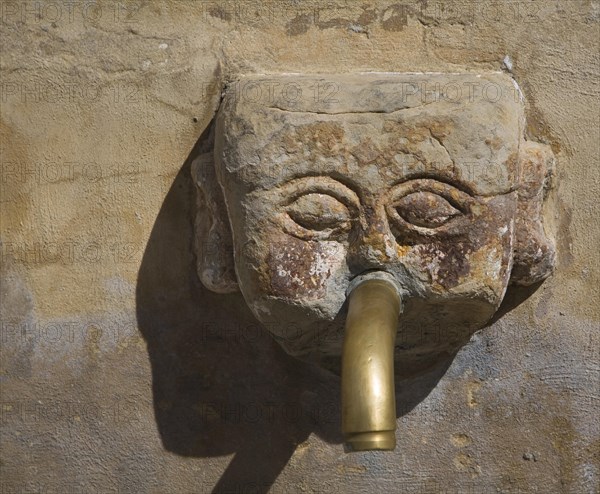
left=1, top=1, right=599, bottom=493
left=197, top=72, right=555, bottom=375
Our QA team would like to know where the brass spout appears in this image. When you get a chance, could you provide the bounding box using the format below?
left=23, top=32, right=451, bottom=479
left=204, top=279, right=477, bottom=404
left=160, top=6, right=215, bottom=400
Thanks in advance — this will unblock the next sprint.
left=341, top=275, right=402, bottom=452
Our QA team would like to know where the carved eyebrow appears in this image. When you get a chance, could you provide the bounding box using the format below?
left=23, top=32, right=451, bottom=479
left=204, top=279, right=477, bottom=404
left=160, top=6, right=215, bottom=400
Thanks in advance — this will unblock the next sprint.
left=389, top=175, right=478, bottom=198
left=276, top=175, right=361, bottom=209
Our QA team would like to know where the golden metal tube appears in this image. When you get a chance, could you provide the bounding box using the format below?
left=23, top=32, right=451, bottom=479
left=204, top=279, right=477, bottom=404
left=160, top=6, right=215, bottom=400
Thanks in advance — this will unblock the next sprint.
left=342, top=277, right=401, bottom=452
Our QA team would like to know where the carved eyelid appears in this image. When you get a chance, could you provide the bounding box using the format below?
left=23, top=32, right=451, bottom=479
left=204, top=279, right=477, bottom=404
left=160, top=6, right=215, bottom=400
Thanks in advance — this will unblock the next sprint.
left=387, top=178, right=475, bottom=211
left=276, top=176, right=359, bottom=241
left=278, top=176, right=361, bottom=210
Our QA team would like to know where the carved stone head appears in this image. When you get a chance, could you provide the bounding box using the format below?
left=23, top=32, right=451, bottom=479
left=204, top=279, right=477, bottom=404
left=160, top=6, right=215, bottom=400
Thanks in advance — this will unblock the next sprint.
left=192, top=73, right=555, bottom=375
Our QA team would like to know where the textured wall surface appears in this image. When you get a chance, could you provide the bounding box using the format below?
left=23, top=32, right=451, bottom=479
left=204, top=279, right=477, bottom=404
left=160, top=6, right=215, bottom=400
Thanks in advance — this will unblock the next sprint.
left=1, top=1, right=599, bottom=492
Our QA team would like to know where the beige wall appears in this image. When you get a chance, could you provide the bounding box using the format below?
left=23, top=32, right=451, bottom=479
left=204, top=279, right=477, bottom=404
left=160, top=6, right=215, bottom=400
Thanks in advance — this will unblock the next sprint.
left=1, top=1, right=599, bottom=492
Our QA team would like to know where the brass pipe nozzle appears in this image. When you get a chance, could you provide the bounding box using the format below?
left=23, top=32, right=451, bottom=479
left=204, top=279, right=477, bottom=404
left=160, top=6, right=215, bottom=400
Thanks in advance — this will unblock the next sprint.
left=341, top=276, right=401, bottom=452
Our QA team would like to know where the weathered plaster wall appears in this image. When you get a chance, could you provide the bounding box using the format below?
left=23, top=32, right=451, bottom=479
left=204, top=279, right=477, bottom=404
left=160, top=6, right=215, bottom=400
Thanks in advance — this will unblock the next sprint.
left=1, top=1, right=598, bottom=492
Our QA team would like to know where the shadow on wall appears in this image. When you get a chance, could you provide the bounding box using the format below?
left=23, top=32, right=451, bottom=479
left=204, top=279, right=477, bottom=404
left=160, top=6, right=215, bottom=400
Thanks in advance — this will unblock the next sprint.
left=135, top=123, right=537, bottom=492
left=135, top=124, right=342, bottom=492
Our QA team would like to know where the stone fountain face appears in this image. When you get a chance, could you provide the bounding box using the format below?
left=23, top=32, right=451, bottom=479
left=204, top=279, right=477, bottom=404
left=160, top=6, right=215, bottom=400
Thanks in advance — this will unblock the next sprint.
left=192, top=73, right=555, bottom=375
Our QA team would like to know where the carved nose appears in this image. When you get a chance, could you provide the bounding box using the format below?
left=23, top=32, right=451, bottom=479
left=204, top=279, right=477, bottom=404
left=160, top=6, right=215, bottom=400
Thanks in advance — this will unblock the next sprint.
left=347, top=216, right=396, bottom=272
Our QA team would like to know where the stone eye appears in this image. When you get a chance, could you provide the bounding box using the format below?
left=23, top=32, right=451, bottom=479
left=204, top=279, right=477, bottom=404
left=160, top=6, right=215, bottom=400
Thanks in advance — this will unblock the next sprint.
left=287, top=193, right=351, bottom=233
left=392, top=191, right=462, bottom=229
